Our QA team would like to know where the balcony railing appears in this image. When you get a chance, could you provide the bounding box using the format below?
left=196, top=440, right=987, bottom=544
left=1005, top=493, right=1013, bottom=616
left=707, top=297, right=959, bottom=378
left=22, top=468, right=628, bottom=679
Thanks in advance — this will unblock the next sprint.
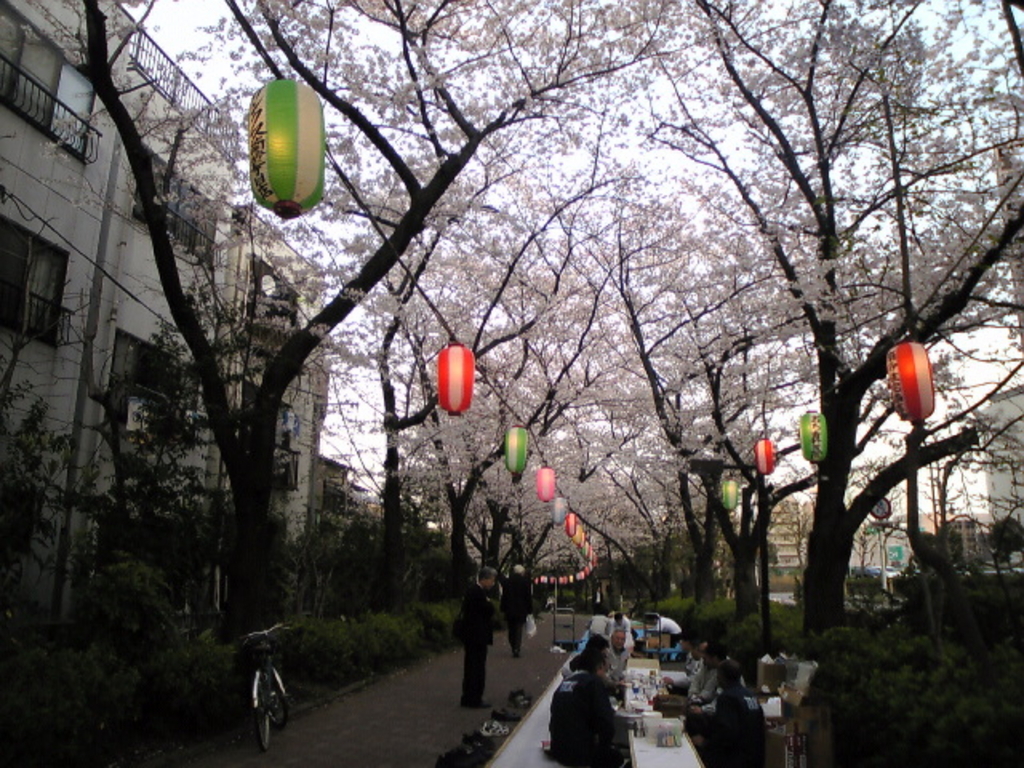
left=0, top=277, right=71, bottom=346
left=166, top=204, right=216, bottom=266
left=125, top=22, right=233, bottom=147
left=0, top=52, right=100, bottom=163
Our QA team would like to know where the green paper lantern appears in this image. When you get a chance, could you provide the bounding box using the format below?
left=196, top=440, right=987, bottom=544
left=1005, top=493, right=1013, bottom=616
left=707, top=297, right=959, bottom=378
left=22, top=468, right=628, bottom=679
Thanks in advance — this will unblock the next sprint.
left=721, top=480, right=739, bottom=511
left=504, top=425, right=528, bottom=475
left=799, top=412, right=828, bottom=463
left=249, top=79, right=326, bottom=219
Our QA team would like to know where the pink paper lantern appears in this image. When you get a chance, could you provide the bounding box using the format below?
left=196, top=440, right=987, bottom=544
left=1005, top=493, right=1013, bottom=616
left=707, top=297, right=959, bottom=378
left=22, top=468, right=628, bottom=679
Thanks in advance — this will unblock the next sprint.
left=536, top=466, right=556, bottom=502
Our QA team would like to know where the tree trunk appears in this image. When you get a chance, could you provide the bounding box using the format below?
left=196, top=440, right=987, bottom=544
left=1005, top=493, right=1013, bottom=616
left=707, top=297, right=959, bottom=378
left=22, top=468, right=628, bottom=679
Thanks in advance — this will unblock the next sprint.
left=449, top=495, right=472, bottom=597
left=223, top=494, right=276, bottom=639
left=733, top=540, right=759, bottom=618
left=380, top=438, right=405, bottom=610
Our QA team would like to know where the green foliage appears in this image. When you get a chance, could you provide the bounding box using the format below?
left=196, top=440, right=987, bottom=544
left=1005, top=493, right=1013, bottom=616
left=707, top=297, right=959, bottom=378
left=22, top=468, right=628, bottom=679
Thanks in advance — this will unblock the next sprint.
left=0, top=643, right=140, bottom=768
left=141, top=631, right=244, bottom=736
left=802, top=627, right=1024, bottom=768
left=278, top=616, right=359, bottom=687
left=688, top=598, right=737, bottom=642
left=0, top=394, right=72, bottom=617
left=72, top=559, right=178, bottom=666
left=407, top=599, right=462, bottom=650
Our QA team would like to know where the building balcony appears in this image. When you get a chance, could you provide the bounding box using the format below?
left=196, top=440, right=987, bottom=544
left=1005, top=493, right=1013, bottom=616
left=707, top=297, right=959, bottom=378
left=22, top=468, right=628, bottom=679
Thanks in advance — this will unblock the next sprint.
left=0, top=51, right=100, bottom=163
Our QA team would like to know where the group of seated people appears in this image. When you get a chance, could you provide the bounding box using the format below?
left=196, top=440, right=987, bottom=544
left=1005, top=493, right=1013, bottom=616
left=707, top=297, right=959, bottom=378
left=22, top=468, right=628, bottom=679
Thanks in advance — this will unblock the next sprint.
left=548, top=615, right=765, bottom=768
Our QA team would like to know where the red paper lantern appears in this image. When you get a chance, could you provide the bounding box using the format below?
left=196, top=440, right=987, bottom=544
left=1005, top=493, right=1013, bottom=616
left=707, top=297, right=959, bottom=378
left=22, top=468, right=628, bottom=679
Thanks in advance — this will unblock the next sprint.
left=437, top=342, right=475, bottom=414
left=887, top=341, right=934, bottom=422
left=564, top=511, right=578, bottom=538
left=754, top=438, right=775, bottom=475
left=537, top=466, right=556, bottom=502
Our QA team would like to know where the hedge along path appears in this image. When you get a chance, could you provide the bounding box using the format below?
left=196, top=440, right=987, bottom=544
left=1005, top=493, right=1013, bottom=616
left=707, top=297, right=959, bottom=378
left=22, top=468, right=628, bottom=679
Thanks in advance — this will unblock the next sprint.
left=145, top=616, right=570, bottom=768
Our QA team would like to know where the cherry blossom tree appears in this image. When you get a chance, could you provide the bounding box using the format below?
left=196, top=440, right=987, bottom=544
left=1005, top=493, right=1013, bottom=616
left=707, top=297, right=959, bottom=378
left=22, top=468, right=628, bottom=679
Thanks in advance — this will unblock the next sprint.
left=80, top=0, right=676, bottom=635
left=650, top=0, right=1024, bottom=638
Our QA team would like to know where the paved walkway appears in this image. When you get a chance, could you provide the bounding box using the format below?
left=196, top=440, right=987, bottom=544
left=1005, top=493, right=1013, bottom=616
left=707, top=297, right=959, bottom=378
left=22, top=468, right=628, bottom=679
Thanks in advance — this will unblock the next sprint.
left=145, top=619, right=572, bottom=768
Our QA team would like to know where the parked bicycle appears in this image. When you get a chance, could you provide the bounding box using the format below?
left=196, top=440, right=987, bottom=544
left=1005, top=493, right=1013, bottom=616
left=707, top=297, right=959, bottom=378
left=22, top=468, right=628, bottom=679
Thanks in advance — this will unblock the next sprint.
left=240, top=623, right=290, bottom=752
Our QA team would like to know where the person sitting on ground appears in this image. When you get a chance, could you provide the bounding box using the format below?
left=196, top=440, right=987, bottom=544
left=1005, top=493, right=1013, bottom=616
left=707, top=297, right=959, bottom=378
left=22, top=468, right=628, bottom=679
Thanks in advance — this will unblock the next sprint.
left=588, top=612, right=612, bottom=639
left=549, top=645, right=624, bottom=768
left=691, top=659, right=766, bottom=768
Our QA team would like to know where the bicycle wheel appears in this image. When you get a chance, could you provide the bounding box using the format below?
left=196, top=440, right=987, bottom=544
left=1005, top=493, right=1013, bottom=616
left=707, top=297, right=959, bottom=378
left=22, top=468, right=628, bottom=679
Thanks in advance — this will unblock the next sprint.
left=269, top=672, right=289, bottom=730
left=253, top=670, right=271, bottom=751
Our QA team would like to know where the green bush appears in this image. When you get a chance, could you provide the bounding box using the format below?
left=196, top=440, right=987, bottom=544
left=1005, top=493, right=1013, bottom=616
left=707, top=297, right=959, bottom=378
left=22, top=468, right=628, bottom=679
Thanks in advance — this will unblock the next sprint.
left=406, top=600, right=461, bottom=649
left=803, top=627, right=1024, bottom=768
left=351, top=612, right=422, bottom=673
left=142, top=631, right=243, bottom=736
left=278, top=617, right=358, bottom=687
left=72, top=560, right=177, bottom=665
left=0, top=644, right=140, bottom=768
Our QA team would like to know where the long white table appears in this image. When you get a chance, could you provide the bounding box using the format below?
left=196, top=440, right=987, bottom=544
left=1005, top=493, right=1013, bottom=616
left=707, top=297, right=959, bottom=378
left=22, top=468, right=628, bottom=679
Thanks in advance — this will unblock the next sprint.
left=630, top=729, right=705, bottom=768
left=487, top=661, right=704, bottom=768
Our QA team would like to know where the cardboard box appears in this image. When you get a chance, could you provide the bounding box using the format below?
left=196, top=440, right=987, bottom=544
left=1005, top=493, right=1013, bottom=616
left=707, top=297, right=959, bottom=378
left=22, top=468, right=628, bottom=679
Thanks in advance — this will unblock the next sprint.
left=772, top=702, right=833, bottom=768
left=758, top=660, right=788, bottom=693
left=766, top=726, right=808, bottom=768
left=653, top=694, right=687, bottom=719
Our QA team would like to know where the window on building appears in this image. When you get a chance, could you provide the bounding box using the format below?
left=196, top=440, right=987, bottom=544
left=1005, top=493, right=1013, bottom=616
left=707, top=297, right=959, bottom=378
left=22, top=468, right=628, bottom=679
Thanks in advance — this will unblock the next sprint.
left=0, top=216, right=69, bottom=345
left=0, top=4, right=97, bottom=161
left=109, top=330, right=164, bottom=423
left=132, top=158, right=217, bottom=265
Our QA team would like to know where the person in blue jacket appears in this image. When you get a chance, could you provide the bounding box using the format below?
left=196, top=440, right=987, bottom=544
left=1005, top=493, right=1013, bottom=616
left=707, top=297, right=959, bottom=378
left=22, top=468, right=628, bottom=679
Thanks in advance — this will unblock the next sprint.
left=548, top=645, right=624, bottom=768
left=691, top=658, right=766, bottom=768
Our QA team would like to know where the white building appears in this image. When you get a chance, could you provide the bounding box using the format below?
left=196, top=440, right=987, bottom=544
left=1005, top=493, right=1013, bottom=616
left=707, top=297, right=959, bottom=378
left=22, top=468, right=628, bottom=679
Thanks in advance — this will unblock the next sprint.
left=0, top=0, right=326, bottom=623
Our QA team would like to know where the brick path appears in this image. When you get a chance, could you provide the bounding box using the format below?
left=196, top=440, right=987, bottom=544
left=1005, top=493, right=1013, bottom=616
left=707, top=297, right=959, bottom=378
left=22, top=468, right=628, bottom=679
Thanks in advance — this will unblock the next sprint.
left=143, top=618, right=571, bottom=768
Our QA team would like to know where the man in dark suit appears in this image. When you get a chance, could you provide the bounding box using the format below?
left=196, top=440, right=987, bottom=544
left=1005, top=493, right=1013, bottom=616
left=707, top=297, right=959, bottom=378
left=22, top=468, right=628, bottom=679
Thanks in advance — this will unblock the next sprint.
left=500, top=564, right=533, bottom=658
left=460, top=566, right=498, bottom=708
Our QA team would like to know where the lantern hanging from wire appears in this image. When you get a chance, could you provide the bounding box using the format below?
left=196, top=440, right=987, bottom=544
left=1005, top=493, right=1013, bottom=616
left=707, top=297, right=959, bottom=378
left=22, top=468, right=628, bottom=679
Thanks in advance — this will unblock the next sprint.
left=799, top=412, right=828, bottom=463
left=887, top=341, right=935, bottom=422
left=504, top=425, right=528, bottom=475
left=564, top=511, right=578, bottom=538
left=437, top=342, right=475, bottom=414
left=721, top=480, right=739, bottom=511
left=552, top=497, right=568, bottom=526
left=248, top=79, right=326, bottom=219
left=754, top=438, right=775, bottom=475
left=572, top=526, right=585, bottom=547
left=537, top=466, right=556, bottom=502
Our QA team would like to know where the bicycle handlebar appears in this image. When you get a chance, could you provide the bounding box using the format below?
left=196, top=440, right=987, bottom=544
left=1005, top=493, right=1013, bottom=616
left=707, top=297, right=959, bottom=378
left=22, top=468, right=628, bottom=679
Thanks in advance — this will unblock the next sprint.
left=240, top=623, right=290, bottom=643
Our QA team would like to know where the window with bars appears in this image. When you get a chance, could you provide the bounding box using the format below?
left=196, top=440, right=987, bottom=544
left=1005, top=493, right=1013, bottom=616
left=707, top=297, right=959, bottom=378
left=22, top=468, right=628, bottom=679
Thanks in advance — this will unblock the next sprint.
left=0, top=215, right=69, bottom=346
left=0, top=3, right=98, bottom=162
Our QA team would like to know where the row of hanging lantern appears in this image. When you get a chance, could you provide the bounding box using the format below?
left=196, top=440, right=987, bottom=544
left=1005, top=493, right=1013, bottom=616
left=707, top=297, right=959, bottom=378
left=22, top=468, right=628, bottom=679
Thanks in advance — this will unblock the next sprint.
left=720, top=340, right=934, bottom=506
left=533, top=505, right=600, bottom=585
left=433, top=342, right=595, bottom=582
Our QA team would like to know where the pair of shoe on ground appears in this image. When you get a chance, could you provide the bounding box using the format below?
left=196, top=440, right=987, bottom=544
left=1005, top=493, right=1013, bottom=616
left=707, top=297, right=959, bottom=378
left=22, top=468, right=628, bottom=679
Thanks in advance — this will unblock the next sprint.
left=507, top=687, right=533, bottom=709
left=434, top=729, right=500, bottom=768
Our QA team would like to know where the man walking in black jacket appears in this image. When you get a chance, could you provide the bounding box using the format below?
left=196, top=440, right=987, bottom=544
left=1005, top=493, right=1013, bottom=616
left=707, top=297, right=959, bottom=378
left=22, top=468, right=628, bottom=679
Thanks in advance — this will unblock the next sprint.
left=500, top=564, right=533, bottom=658
left=460, top=566, right=497, bottom=708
